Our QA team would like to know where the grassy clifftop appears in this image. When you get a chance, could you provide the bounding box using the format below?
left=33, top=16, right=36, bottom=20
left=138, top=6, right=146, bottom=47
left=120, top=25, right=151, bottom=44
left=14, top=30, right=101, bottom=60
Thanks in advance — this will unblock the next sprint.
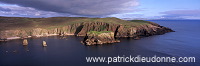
left=0, top=17, right=151, bottom=31
left=87, top=31, right=112, bottom=35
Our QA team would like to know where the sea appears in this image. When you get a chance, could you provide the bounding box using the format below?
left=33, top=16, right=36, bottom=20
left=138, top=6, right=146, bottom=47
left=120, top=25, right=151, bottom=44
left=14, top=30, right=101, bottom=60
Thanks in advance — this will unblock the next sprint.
left=0, top=20, right=200, bottom=66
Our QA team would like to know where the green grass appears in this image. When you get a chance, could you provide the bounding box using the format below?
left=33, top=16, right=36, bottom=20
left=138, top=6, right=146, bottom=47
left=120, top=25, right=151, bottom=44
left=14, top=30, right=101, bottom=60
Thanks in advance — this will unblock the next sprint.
left=87, top=31, right=113, bottom=35
left=99, top=25, right=106, bottom=30
left=0, top=17, right=152, bottom=31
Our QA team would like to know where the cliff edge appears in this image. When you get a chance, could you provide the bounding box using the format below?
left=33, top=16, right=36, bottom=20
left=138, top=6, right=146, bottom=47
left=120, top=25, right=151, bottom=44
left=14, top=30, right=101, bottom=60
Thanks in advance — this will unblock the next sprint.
left=0, top=17, right=174, bottom=42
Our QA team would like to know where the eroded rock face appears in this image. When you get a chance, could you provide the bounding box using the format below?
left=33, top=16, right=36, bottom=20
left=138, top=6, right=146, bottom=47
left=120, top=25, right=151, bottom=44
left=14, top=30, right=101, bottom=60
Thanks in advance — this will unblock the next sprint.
left=0, top=21, right=174, bottom=40
left=83, top=31, right=120, bottom=45
left=115, top=24, right=174, bottom=38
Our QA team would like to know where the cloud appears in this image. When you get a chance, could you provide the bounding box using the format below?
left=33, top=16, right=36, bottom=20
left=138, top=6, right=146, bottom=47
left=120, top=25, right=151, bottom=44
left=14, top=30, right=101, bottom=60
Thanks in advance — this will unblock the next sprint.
left=0, top=7, right=11, bottom=11
left=0, top=6, right=73, bottom=17
left=160, top=9, right=200, bottom=19
left=0, top=0, right=139, bottom=16
left=109, top=13, right=143, bottom=18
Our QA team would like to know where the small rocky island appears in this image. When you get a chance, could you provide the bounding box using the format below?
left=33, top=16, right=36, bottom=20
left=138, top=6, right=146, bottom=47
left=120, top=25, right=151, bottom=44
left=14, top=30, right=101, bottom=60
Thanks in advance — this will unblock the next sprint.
left=83, top=31, right=120, bottom=45
left=0, top=17, right=174, bottom=45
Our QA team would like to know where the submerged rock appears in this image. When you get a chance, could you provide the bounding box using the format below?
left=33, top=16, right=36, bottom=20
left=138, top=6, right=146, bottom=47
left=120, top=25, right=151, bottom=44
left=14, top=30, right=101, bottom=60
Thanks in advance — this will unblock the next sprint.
left=83, top=31, right=120, bottom=45
left=42, top=41, right=47, bottom=47
left=23, top=39, right=28, bottom=46
left=13, top=50, right=18, bottom=53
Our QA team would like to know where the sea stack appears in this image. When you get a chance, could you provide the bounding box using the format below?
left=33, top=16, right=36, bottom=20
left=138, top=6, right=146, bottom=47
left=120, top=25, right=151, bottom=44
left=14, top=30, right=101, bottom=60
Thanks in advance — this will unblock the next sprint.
left=42, top=41, right=47, bottom=47
left=23, top=39, right=28, bottom=46
left=83, top=31, right=120, bottom=46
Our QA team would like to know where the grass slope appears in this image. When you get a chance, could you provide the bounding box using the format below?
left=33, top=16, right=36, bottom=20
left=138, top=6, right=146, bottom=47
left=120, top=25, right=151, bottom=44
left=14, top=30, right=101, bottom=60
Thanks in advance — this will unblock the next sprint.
left=87, top=31, right=113, bottom=35
left=0, top=17, right=151, bottom=31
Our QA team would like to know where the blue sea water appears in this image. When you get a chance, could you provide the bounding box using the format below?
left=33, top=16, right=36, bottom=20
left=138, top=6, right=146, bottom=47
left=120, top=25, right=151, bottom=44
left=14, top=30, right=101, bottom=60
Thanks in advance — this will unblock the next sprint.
left=0, top=20, right=200, bottom=66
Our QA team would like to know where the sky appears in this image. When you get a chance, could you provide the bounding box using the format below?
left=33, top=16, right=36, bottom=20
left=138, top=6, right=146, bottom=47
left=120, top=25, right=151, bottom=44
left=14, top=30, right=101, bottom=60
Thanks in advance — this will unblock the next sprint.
left=0, top=0, right=199, bottom=20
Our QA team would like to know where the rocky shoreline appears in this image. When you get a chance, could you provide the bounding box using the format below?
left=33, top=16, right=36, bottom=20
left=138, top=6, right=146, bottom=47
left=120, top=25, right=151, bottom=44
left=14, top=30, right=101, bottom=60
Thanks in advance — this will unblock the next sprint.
left=0, top=22, right=173, bottom=39
left=0, top=17, right=174, bottom=45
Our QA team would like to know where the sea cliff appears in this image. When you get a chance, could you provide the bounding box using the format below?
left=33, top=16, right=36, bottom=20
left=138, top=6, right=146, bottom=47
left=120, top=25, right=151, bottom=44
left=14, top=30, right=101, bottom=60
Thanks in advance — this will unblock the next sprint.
left=0, top=17, right=174, bottom=42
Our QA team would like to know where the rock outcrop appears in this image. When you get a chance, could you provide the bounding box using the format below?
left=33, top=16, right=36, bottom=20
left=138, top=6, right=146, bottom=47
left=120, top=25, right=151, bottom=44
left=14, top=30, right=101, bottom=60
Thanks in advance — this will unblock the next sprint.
left=83, top=31, right=120, bottom=45
left=23, top=39, right=28, bottom=46
left=42, top=41, right=47, bottom=47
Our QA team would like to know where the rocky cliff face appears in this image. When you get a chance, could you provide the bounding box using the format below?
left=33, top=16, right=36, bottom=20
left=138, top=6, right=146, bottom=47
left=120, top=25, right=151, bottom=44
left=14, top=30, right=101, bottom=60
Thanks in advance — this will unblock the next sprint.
left=83, top=31, right=120, bottom=45
left=0, top=23, right=82, bottom=39
left=115, top=24, right=173, bottom=38
left=0, top=17, right=174, bottom=41
left=0, top=22, right=173, bottom=40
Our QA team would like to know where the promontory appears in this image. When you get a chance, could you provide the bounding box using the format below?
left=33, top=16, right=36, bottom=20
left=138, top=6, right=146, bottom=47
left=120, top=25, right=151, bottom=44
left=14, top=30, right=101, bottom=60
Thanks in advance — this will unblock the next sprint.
left=0, top=17, right=174, bottom=45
